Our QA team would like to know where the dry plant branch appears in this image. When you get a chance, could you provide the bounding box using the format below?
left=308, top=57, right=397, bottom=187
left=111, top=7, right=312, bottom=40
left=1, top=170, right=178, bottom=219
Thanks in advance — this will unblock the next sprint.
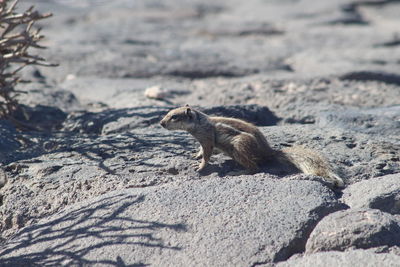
left=0, top=0, right=56, bottom=120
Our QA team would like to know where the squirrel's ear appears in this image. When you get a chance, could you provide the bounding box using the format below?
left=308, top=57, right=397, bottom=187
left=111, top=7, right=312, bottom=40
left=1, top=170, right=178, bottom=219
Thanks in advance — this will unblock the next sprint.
left=186, top=107, right=193, bottom=118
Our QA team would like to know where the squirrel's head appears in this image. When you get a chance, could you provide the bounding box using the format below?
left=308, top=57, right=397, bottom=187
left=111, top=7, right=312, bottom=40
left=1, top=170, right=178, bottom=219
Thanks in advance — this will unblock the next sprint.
left=160, top=105, right=198, bottom=131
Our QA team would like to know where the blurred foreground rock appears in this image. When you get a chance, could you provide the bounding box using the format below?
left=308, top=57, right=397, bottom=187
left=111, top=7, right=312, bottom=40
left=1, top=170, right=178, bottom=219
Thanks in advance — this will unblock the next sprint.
left=277, top=250, right=400, bottom=267
left=342, top=173, right=400, bottom=214
left=306, top=208, right=400, bottom=253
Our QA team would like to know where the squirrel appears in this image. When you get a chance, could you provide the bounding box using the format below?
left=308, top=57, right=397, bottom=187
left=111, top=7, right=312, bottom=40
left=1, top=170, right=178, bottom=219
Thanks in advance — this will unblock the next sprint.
left=160, top=105, right=344, bottom=187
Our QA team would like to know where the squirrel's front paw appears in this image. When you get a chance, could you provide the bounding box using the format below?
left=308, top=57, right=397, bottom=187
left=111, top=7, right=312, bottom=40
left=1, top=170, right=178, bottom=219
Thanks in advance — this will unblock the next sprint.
left=191, top=162, right=201, bottom=171
left=196, top=162, right=207, bottom=172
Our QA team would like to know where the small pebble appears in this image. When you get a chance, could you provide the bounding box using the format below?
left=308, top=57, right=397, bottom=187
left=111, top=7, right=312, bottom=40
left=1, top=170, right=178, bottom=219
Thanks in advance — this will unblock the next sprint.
left=144, top=85, right=170, bottom=100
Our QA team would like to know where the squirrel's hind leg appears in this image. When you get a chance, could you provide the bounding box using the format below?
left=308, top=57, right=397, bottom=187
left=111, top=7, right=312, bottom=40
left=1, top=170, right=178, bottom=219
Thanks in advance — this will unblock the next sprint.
left=230, top=133, right=260, bottom=172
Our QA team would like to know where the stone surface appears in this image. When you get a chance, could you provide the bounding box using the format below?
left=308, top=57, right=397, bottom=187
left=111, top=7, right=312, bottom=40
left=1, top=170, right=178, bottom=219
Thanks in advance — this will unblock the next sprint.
left=26, top=0, right=400, bottom=82
left=0, top=121, right=20, bottom=163
left=0, top=111, right=398, bottom=245
left=318, top=106, right=400, bottom=137
left=261, top=124, right=399, bottom=184
left=342, top=173, right=400, bottom=214
left=0, top=177, right=344, bottom=266
left=306, top=209, right=400, bottom=253
left=277, top=250, right=400, bottom=267
left=0, top=168, right=7, bottom=188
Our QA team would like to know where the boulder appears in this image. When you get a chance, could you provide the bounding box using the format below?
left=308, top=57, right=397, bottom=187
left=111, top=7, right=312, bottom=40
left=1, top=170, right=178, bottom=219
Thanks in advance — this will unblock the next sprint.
left=0, top=177, right=344, bottom=266
left=306, top=208, right=400, bottom=253
left=342, top=173, right=400, bottom=214
left=277, top=250, right=400, bottom=267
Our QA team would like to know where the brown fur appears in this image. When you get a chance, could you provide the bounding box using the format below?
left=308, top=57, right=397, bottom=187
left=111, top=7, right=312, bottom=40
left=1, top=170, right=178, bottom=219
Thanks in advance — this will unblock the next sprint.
left=160, top=106, right=344, bottom=187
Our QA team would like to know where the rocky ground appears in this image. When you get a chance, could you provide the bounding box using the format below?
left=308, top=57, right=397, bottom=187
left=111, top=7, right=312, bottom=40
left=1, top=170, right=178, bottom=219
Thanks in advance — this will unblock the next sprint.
left=0, top=0, right=400, bottom=266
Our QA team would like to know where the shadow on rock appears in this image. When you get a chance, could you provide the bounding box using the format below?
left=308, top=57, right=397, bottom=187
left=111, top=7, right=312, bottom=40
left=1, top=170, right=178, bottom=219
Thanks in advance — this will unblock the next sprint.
left=11, top=104, right=67, bottom=132
left=63, top=106, right=173, bottom=135
left=0, top=194, right=186, bottom=267
left=68, top=130, right=192, bottom=175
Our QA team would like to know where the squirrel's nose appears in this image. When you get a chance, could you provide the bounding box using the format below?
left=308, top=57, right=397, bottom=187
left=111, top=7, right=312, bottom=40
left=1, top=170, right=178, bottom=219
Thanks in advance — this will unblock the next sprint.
left=160, top=121, right=166, bottom=128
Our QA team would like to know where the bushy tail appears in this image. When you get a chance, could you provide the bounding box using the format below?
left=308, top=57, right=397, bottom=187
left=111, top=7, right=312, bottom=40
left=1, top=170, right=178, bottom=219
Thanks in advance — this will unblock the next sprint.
left=276, top=146, right=344, bottom=188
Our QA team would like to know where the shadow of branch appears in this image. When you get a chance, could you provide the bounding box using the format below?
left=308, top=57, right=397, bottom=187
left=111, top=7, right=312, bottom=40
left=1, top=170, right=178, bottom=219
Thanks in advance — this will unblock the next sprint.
left=0, top=194, right=187, bottom=266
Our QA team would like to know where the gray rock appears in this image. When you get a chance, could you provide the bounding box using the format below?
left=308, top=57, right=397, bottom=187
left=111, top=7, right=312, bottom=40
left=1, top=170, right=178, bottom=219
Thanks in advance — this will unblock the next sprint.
left=0, top=177, right=344, bottom=266
left=0, top=168, right=7, bottom=188
left=260, top=124, right=400, bottom=184
left=0, top=121, right=20, bottom=164
left=0, top=123, right=348, bottom=242
left=342, top=173, right=400, bottom=214
left=172, top=77, right=400, bottom=126
left=306, top=209, right=400, bottom=253
left=17, top=84, right=81, bottom=113
left=63, top=106, right=171, bottom=134
left=1, top=114, right=398, bottom=240
left=0, top=122, right=397, bottom=239
left=277, top=250, right=400, bottom=267
left=318, top=106, right=400, bottom=137
left=0, top=126, right=196, bottom=240
left=59, top=77, right=168, bottom=109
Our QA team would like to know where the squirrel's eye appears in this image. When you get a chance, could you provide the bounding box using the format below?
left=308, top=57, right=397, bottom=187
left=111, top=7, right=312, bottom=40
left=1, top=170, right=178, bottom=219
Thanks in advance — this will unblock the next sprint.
left=171, top=115, right=178, bottom=120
